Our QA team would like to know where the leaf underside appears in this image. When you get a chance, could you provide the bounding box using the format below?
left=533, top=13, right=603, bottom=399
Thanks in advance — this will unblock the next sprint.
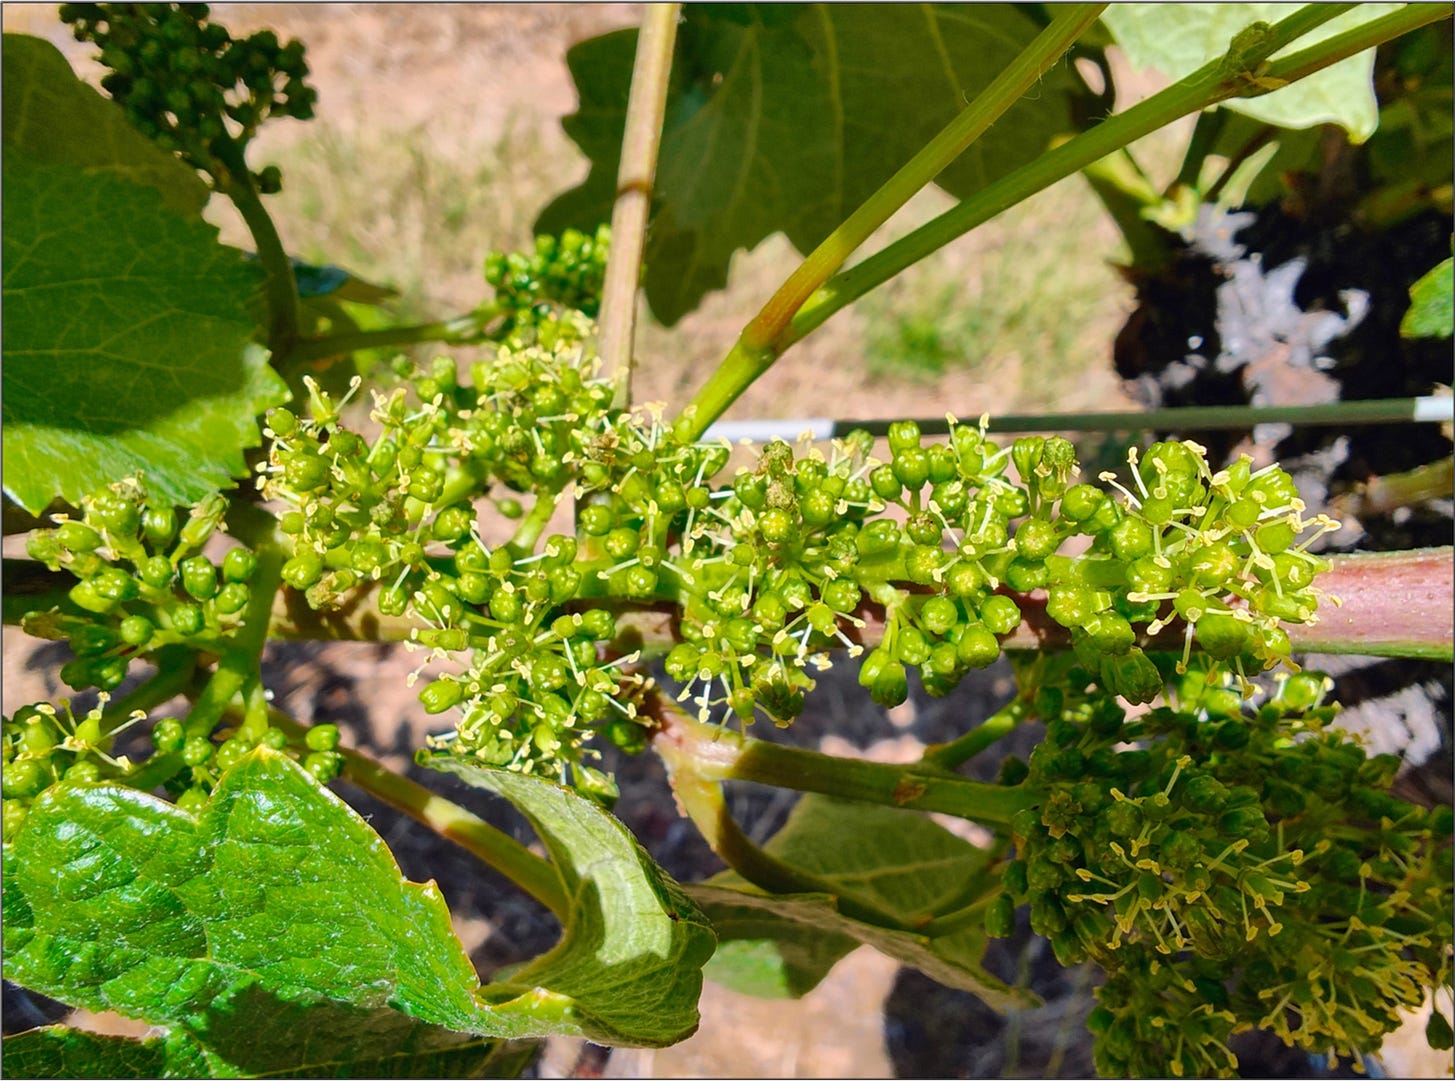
left=421, top=754, right=718, bottom=1047
left=689, top=794, right=1033, bottom=1012
left=1100, top=4, right=1401, bottom=140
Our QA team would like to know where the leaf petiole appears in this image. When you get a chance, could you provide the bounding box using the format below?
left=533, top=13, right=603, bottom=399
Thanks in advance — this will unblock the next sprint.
left=650, top=695, right=1038, bottom=827
left=265, top=710, right=570, bottom=920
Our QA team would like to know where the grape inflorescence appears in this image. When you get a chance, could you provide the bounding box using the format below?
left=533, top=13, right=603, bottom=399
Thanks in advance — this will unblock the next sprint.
left=7, top=475, right=343, bottom=826
left=23, top=478, right=246, bottom=688
left=7, top=200, right=1448, bottom=1073
left=993, top=660, right=1453, bottom=1075
left=240, top=304, right=1448, bottom=1069
left=249, top=281, right=1340, bottom=800
left=60, top=2, right=315, bottom=192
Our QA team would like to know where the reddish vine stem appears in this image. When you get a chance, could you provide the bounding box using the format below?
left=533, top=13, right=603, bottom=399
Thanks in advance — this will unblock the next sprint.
left=252, top=541, right=1456, bottom=660
left=6, top=549, right=1451, bottom=660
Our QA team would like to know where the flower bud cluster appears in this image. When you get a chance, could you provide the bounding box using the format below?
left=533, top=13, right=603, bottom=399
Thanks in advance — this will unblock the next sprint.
left=1043, top=440, right=1337, bottom=703
left=25, top=477, right=254, bottom=693
left=15, top=474, right=347, bottom=809
left=258, top=349, right=694, bottom=797
left=991, top=660, right=1453, bottom=1076
left=2, top=696, right=143, bottom=837
left=3, top=692, right=343, bottom=826
left=263, top=331, right=1341, bottom=783
left=482, top=226, right=611, bottom=343
left=61, top=3, right=315, bottom=191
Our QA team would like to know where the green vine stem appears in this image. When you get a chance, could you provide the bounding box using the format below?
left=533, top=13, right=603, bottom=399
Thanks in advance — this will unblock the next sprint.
left=97, top=645, right=199, bottom=740
left=780, top=3, right=1448, bottom=353
left=264, top=710, right=570, bottom=920
left=912, top=890, right=1003, bottom=938
left=215, top=140, right=302, bottom=357
left=287, top=310, right=497, bottom=366
left=600, top=2, right=681, bottom=409
left=1259, top=3, right=1454, bottom=86
left=181, top=540, right=284, bottom=739
left=7, top=548, right=1452, bottom=660
left=671, top=3, right=1108, bottom=442
left=1329, top=455, right=1455, bottom=520
left=650, top=699, right=1037, bottom=826
left=921, top=698, right=1026, bottom=773
left=1172, top=107, right=1229, bottom=193
left=509, top=484, right=568, bottom=555
left=650, top=695, right=950, bottom=930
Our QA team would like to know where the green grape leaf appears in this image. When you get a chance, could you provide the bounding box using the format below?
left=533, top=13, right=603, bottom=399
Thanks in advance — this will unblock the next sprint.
left=538, top=4, right=1076, bottom=324
left=2, top=750, right=696, bottom=1076
left=0, top=1025, right=539, bottom=1080
left=1101, top=4, right=1404, bottom=141
left=1402, top=255, right=1454, bottom=339
left=0, top=1027, right=212, bottom=1080
left=688, top=796, right=1032, bottom=1010
left=422, top=754, right=717, bottom=1047
left=1, top=159, right=287, bottom=514
left=2, top=34, right=208, bottom=217
left=694, top=891, right=859, bottom=999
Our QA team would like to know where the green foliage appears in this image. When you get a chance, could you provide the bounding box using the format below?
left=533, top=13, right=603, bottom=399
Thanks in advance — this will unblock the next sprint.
left=1, top=157, right=284, bottom=514
left=692, top=795, right=1029, bottom=1010
left=863, top=281, right=969, bottom=379
left=1402, top=255, right=1454, bottom=338
left=2, top=1021, right=539, bottom=1079
left=2, top=25, right=288, bottom=514
left=539, top=4, right=1076, bottom=323
left=1, top=34, right=206, bottom=215
left=2, top=1028, right=210, bottom=1079
left=5, top=751, right=696, bottom=1073
left=1101, top=4, right=1403, bottom=140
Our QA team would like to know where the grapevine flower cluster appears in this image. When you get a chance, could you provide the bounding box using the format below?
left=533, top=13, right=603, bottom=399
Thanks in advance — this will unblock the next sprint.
left=60, top=2, right=315, bottom=192
left=481, top=225, right=612, bottom=341
left=256, top=341, right=690, bottom=798
left=1044, top=439, right=1338, bottom=701
left=6, top=475, right=344, bottom=835
left=15, top=6, right=1451, bottom=1074
left=987, top=661, right=1454, bottom=1077
left=3, top=697, right=143, bottom=840
left=2, top=692, right=344, bottom=839
left=252, top=247, right=1340, bottom=806
left=23, top=478, right=249, bottom=690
